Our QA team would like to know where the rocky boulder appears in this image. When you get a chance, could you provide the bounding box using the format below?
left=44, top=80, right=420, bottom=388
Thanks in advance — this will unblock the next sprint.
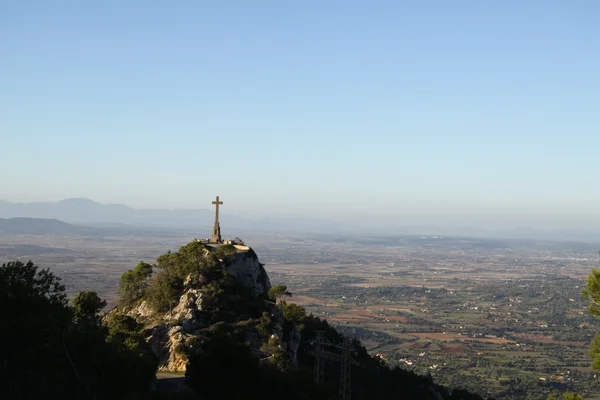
left=147, top=325, right=195, bottom=372
left=223, top=246, right=271, bottom=296
left=282, top=322, right=301, bottom=368
left=126, top=300, right=153, bottom=319
left=114, top=244, right=283, bottom=373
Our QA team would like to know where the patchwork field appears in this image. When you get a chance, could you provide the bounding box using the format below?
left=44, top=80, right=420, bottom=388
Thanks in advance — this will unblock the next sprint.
left=2, top=230, right=600, bottom=399
left=261, top=235, right=600, bottom=399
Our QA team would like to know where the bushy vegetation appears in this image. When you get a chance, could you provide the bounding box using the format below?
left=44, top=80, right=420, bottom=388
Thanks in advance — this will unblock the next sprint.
left=214, top=243, right=238, bottom=265
left=547, top=393, right=583, bottom=400
left=73, top=290, right=107, bottom=324
left=119, top=241, right=267, bottom=324
left=268, top=283, right=291, bottom=302
left=118, top=241, right=224, bottom=313
left=113, top=239, right=487, bottom=399
left=115, top=240, right=487, bottom=399
left=0, top=260, right=157, bottom=400
left=584, top=266, right=600, bottom=373
left=0, top=241, right=496, bottom=399
left=182, top=299, right=487, bottom=400
left=119, top=261, right=153, bottom=306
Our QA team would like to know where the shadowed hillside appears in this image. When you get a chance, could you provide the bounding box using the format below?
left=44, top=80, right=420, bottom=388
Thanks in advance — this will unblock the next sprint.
left=0, top=217, right=97, bottom=235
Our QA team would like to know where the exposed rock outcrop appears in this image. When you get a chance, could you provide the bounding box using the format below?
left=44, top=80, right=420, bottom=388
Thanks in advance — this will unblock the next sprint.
left=283, top=322, right=301, bottom=368
left=146, top=325, right=187, bottom=372
left=171, top=289, right=204, bottom=330
left=222, top=247, right=271, bottom=296
left=129, top=277, right=208, bottom=371
left=121, top=244, right=284, bottom=373
left=127, top=300, right=153, bottom=319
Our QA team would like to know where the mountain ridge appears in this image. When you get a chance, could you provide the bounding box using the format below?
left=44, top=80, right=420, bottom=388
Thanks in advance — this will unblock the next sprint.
left=2, top=198, right=600, bottom=241
left=0, top=198, right=363, bottom=234
left=0, top=217, right=98, bottom=235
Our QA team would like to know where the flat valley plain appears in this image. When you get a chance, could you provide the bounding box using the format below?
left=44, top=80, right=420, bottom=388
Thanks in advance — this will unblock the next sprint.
left=2, top=229, right=600, bottom=399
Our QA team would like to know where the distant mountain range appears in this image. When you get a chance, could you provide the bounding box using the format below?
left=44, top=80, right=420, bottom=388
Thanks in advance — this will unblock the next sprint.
left=0, top=217, right=188, bottom=237
left=0, top=198, right=212, bottom=228
left=0, top=217, right=97, bottom=235
left=1, top=199, right=599, bottom=242
left=0, top=198, right=363, bottom=235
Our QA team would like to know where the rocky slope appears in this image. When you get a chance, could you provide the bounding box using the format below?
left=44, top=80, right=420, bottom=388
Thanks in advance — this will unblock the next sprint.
left=116, top=242, right=293, bottom=372
left=108, top=240, right=484, bottom=399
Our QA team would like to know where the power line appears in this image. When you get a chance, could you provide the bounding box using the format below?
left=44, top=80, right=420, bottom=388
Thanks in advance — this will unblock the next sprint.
left=309, top=331, right=359, bottom=400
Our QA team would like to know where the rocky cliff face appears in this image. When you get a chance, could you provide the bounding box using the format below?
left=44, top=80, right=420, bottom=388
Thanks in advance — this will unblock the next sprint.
left=224, top=246, right=271, bottom=296
left=122, top=244, right=289, bottom=372
left=283, top=322, right=301, bottom=368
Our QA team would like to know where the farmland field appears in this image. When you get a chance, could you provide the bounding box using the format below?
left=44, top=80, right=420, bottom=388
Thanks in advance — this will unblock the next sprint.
left=2, top=230, right=600, bottom=399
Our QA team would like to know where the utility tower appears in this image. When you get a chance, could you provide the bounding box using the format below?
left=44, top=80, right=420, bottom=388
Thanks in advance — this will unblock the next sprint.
left=338, top=337, right=355, bottom=400
left=314, top=331, right=325, bottom=384
left=310, top=331, right=359, bottom=400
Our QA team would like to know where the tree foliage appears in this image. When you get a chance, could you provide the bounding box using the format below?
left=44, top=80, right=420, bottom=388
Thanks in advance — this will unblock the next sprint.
left=0, top=260, right=157, bottom=400
left=583, top=268, right=600, bottom=318
left=156, top=241, right=220, bottom=279
left=257, top=311, right=275, bottom=337
left=548, top=393, right=583, bottom=400
left=141, top=241, right=229, bottom=313
left=0, top=259, right=67, bottom=307
left=584, top=267, right=600, bottom=372
left=214, top=243, right=238, bottom=265
left=0, top=261, right=71, bottom=399
left=186, top=324, right=261, bottom=399
left=268, top=283, right=292, bottom=302
left=118, top=261, right=153, bottom=306
left=282, top=300, right=307, bottom=330
left=134, top=241, right=265, bottom=320
left=145, top=269, right=182, bottom=312
left=72, top=290, right=106, bottom=324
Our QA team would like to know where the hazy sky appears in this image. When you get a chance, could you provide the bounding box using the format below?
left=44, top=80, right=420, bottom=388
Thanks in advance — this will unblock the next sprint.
left=1, top=1, right=599, bottom=229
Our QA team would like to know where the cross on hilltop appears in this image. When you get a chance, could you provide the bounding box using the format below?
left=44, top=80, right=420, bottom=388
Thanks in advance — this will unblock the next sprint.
left=211, top=196, right=223, bottom=243
left=204, top=196, right=244, bottom=246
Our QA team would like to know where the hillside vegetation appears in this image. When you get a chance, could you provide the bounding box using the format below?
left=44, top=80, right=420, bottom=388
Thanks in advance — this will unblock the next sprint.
left=113, top=240, right=487, bottom=399
left=1, top=240, right=491, bottom=399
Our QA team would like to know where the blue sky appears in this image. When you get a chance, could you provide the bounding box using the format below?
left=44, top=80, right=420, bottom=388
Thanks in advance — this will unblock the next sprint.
left=1, top=1, right=599, bottom=229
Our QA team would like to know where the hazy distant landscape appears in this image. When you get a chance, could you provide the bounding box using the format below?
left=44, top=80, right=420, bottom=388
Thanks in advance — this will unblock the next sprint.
left=0, top=198, right=363, bottom=234
left=3, top=198, right=600, bottom=242
left=2, top=214, right=600, bottom=399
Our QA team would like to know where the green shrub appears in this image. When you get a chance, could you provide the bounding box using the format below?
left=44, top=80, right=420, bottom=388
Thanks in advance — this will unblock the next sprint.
left=145, top=270, right=182, bottom=313
left=281, top=301, right=307, bottom=329
left=118, top=262, right=152, bottom=306
left=257, top=312, right=275, bottom=337
left=214, top=244, right=238, bottom=265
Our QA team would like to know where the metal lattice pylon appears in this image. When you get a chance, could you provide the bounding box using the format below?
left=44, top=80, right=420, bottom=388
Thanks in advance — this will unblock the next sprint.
left=313, top=331, right=325, bottom=384
left=339, top=337, right=353, bottom=400
left=309, top=332, right=358, bottom=400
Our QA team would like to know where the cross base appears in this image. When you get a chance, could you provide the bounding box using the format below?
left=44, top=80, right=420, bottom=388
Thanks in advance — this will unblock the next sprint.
left=211, top=222, right=222, bottom=243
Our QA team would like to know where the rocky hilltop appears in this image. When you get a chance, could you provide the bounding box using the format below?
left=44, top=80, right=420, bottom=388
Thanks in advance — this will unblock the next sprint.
left=107, top=240, right=484, bottom=399
left=111, top=241, right=300, bottom=372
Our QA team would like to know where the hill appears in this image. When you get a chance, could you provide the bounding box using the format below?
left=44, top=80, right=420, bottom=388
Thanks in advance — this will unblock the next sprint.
left=109, top=240, right=485, bottom=400
left=0, top=217, right=176, bottom=237
left=3, top=199, right=600, bottom=241
left=0, top=198, right=366, bottom=234
left=0, top=217, right=98, bottom=235
left=0, top=238, right=489, bottom=399
left=0, top=198, right=214, bottom=228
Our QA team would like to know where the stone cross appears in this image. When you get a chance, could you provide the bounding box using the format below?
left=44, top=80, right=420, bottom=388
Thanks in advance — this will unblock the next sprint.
left=211, top=196, right=223, bottom=243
